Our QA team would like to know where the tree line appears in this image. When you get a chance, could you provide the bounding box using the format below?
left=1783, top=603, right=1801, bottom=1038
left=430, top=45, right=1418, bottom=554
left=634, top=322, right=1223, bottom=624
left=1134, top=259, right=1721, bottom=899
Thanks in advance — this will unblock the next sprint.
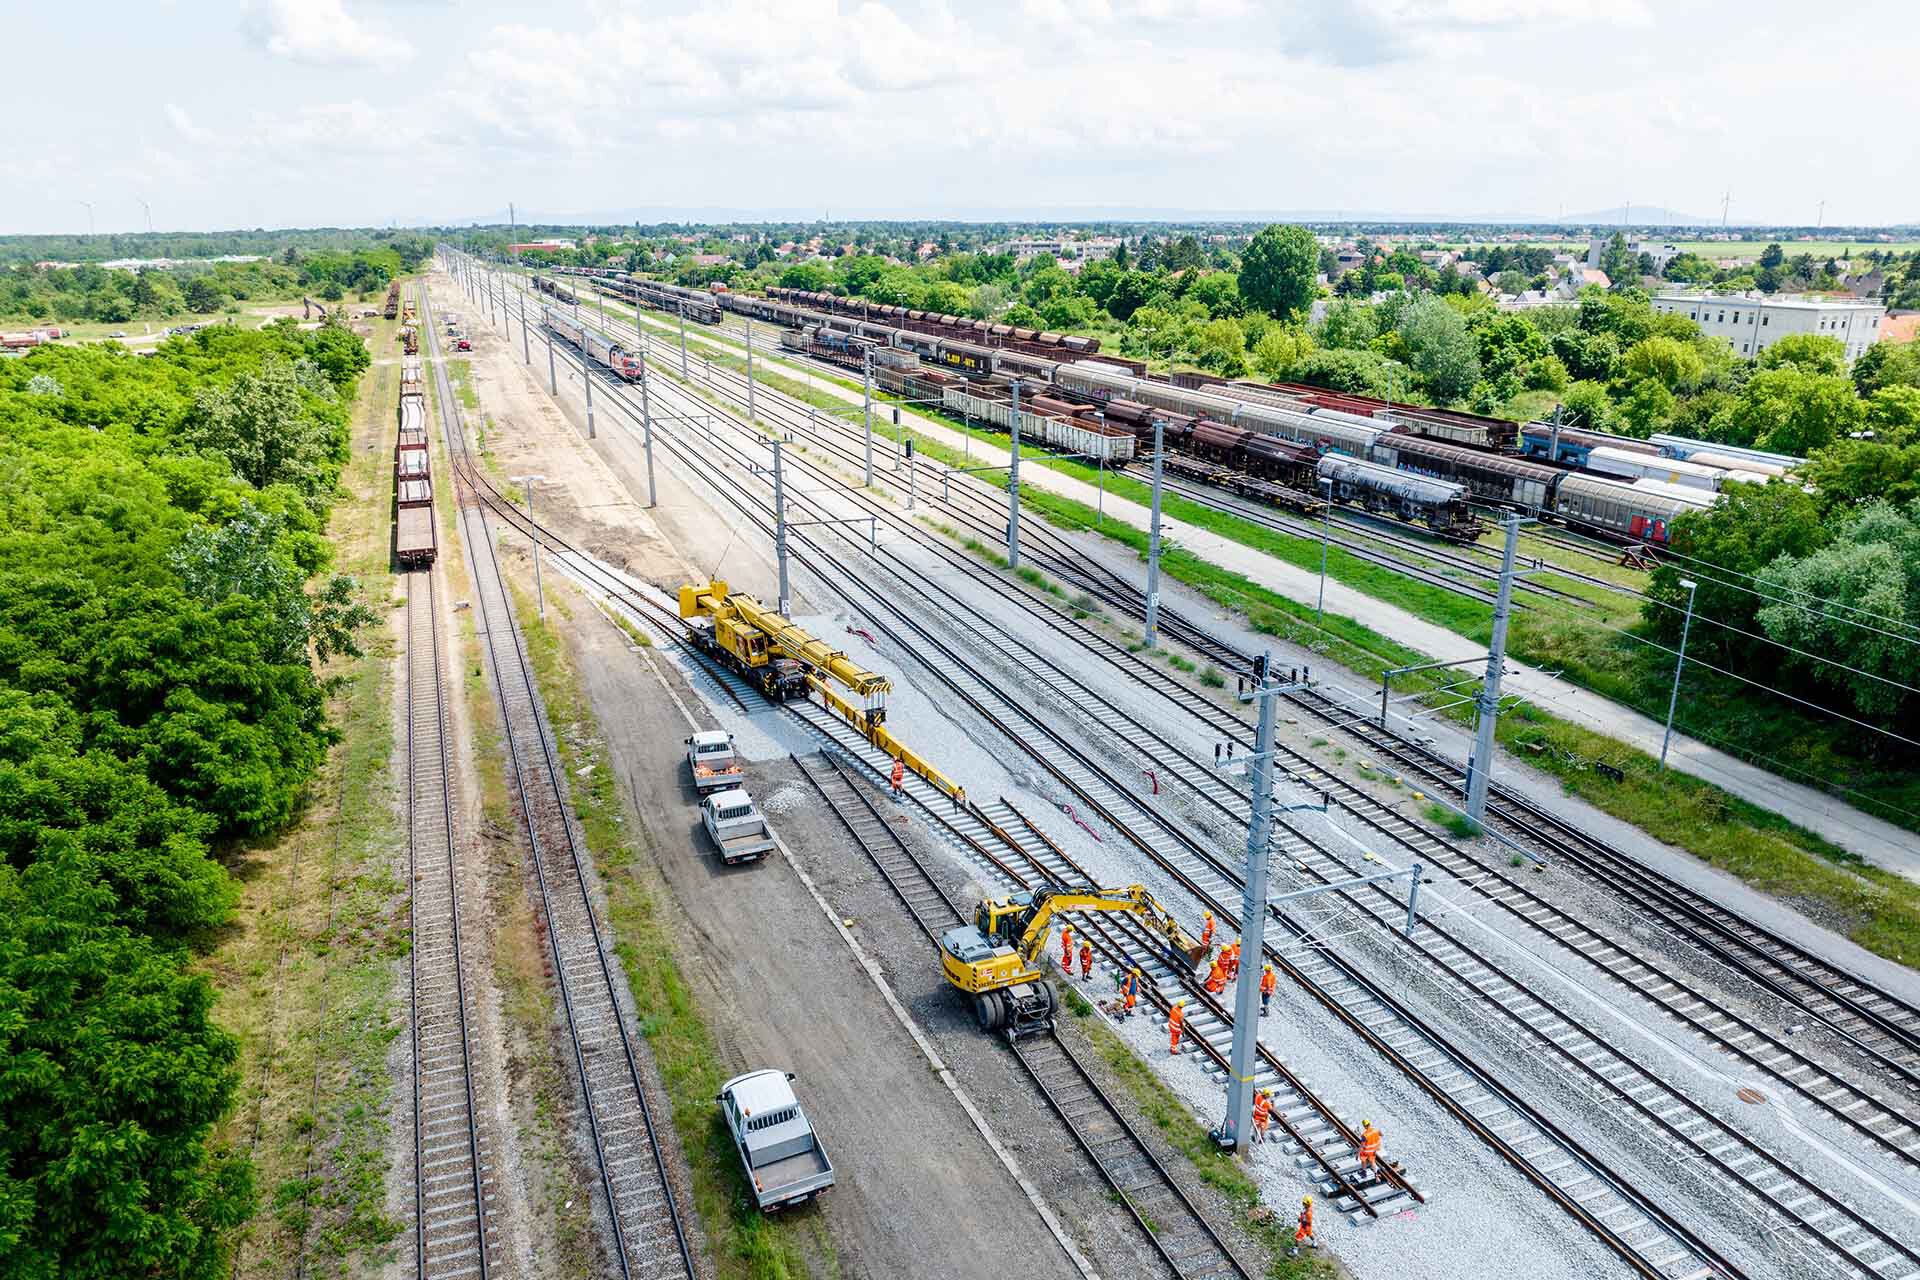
left=0, top=318, right=375, bottom=1277
left=2, top=241, right=433, bottom=325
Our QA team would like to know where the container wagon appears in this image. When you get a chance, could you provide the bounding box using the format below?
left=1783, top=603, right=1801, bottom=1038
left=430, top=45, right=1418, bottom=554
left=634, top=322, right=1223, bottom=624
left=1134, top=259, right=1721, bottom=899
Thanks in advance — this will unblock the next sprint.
left=1318, top=454, right=1478, bottom=538
left=1649, top=433, right=1805, bottom=470
left=1370, top=433, right=1558, bottom=511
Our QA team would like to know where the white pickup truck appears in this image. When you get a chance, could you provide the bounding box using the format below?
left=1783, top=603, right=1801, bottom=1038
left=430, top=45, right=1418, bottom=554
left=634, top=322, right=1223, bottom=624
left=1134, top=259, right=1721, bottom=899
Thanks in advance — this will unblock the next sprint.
left=717, top=1070, right=835, bottom=1211
left=702, top=789, right=776, bottom=865
left=685, top=729, right=743, bottom=794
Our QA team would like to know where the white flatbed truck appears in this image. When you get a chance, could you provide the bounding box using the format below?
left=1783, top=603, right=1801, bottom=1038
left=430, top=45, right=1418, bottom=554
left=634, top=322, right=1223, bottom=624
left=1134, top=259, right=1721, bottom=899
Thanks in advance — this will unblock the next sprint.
left=702, top=788, right=775, bottom=865
left=685, top=728, right=743, bottom=794
left=717, top=1069, right=834, bottom=1211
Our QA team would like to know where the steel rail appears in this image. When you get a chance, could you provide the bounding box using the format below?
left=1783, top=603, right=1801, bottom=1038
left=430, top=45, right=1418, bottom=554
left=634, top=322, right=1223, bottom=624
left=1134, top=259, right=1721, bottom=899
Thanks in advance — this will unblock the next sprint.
left=420, top=279, right=697, bottom=1280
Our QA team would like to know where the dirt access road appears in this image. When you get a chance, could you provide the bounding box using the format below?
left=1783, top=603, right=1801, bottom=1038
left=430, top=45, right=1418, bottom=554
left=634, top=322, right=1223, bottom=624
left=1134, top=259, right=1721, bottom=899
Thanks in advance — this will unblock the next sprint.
left=567, top=603, right=1082, bottom=1280
left=430, top=266, right=1082, bottom=1277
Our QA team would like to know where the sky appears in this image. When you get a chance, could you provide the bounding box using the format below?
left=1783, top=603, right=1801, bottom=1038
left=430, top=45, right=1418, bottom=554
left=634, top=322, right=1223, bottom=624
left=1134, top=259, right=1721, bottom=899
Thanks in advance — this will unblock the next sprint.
left=6, top=0, right=1917, bottom=236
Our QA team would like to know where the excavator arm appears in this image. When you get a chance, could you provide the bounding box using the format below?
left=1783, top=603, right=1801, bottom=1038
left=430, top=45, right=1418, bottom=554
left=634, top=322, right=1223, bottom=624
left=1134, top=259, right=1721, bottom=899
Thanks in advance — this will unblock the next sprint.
left=990, top=885, right=1208, bottom=971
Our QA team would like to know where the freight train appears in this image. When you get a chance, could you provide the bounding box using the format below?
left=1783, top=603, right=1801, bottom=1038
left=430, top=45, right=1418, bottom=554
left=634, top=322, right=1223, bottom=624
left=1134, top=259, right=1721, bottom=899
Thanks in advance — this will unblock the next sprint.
left=552, top=266, right=724, bottom=324
left=540, top=269, right=1715, bottom=547
left=395, top=356, right=437, bottom=568
left=543, top=307, right=645, bottom=380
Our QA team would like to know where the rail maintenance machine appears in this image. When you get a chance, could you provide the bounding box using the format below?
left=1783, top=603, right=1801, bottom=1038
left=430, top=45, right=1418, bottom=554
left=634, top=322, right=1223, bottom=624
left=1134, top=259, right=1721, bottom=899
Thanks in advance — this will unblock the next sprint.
left=678, top=580, right=962, bottom=799
left=941, top=886, right=1209, bottom=1038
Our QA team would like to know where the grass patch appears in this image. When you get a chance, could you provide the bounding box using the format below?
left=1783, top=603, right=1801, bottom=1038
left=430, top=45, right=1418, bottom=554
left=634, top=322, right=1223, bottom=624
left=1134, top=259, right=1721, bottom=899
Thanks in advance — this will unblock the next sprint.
left=515, top=584, right=813, bottom=1280
left=1202, top=665, right=1227, bottom=688
left=445, top=358, right=480, bottom=410
left=1425, top=804, right=1482, bottom=839
left=1084, top=1018, right=1335, bottom=1278
left=212, top=319, right=405, bottom=1276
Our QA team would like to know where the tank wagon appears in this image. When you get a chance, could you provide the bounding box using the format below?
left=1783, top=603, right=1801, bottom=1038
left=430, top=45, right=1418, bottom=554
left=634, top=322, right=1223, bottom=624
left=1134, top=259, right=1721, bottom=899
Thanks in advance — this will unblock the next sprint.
left=1317, top=455, right=1477, bottom=537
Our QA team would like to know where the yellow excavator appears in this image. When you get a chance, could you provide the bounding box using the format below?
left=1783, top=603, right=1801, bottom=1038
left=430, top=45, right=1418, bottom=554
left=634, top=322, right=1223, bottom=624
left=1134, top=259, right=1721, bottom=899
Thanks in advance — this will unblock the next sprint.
left=940, top=885, right=1209, bottom=1038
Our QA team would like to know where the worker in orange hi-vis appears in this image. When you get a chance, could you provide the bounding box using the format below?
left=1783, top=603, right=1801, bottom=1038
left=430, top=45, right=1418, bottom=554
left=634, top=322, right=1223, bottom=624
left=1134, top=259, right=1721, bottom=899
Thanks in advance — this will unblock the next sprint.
left=1251, top=1089, right=1273, bottom=1144
left=1059, top=924, right=1074, bottom=971
left=1224, top=940, right=1241, bottom=982
left=1357, top=1120, right=1383, bottom=1176
left=1260, top=964, right=1277, bottom=1016
left=1291, top=1196, right=1317, bottom=1256
left=1168, top=999, right=1186, bottom=1055
left=1200, top=911, right=1215, bottom=948
left=1203, top=955, right=1228, bottom=994
left=1120, top=967, right=1140, bottom=1018
left=1078, top=941, right=1093, bottom=981
left=890, top=756, right=905, bottom=801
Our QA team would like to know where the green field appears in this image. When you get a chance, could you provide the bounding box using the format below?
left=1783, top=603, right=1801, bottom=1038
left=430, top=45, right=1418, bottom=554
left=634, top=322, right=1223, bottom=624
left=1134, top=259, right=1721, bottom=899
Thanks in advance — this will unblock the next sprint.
left=1439, top=238, right=1911, bottom=262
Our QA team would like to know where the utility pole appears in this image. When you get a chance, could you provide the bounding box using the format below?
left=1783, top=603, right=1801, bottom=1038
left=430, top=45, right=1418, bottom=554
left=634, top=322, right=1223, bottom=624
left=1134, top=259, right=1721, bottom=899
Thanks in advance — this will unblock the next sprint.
left=1144, top=419, right=1164, bottom=647
left=1222, top=654, right=1280, bottom=1157
left=1660, top=578, right=1699, bottom=769
left=862, top=347, right=875, bottom=487
left=745, top=318, right=757, bottom=426
left=907, top=438, right=917, bottom=511
left=678, top=303, right=689, bottom=376
left=582, top=347, right=597, bottom=440
left=1315, top=475, right=1333, bottom=622
left=136, top=196, right=151, bottom=233
left=1463, top=515, right=1521, bottom=822
left=773, top=439, right=792, bottom=616
left=1008, top=382, right=1022, bottom=571
left=519, top=293, right=530, bottom=364
left=513, top=475, right=548, bottom=619
left=639, top=357, right=657, bottom=507
left=545, top=319, right=557, bottom=395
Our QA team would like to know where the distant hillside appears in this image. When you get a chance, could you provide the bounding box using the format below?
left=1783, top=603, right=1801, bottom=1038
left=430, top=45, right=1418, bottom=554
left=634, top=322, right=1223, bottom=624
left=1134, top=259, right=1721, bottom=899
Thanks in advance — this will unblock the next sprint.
left=1557, top=206, right=1716, bottom=227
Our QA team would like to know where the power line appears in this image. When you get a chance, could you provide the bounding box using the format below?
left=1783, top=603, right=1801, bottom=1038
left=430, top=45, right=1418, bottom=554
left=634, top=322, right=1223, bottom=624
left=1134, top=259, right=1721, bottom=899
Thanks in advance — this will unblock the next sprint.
left=1632, top=592, right=1920, bottom=700
left=1522, top=601, right=1920, bottom=752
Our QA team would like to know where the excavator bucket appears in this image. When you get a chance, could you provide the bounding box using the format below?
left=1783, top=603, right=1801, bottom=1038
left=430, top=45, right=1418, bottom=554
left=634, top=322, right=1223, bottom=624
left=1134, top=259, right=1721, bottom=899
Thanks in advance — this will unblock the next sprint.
left=1178, top=941, right=1210, bottom=970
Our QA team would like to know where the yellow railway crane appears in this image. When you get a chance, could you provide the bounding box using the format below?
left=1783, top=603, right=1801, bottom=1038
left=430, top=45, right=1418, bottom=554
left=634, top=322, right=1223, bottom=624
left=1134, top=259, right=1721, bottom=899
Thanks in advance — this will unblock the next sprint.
left=940, top=885, right=1209, bottom=1038
left=679, top=580, right=962, bottom=801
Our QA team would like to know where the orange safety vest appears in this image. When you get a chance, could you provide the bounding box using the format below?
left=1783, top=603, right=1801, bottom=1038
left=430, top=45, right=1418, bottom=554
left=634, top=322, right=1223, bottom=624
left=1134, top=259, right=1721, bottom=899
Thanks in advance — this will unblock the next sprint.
left=1169, top=1004, right=1184, bottom=1031
left=891, top=758, right=905, bottom=786
left=1360, top=1127, right=1382, bottom=1158
left=1296, top=1205, right=1314, bottom=1240
left=1261, top=969, right=1277, bottom=996
left=1253, top=1094, right=1272, bottom=1126
left=1204, top=961, right=1227, bottom=992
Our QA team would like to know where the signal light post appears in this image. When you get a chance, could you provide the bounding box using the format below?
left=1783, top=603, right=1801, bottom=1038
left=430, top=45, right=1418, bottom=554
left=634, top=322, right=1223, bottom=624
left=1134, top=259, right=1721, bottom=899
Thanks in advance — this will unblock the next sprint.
left=862, top=348, right=875, bottom=487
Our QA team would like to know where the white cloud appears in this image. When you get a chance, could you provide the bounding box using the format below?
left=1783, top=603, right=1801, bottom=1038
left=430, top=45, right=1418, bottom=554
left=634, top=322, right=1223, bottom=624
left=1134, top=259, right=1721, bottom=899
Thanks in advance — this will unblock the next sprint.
left=164, top=103, right=214, bottom=144
left=242, top=0, right=414, bottom=68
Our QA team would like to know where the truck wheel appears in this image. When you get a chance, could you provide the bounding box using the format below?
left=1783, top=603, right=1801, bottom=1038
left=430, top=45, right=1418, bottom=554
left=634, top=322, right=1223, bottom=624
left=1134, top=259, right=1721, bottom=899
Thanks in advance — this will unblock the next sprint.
left=974, top=992, right=1000, bottom=1032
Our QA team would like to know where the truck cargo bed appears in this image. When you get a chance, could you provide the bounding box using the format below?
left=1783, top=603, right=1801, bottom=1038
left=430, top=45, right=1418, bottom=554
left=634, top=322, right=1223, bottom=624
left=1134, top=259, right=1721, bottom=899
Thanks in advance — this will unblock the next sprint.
left=752, top=1148, right=833, bottom=1207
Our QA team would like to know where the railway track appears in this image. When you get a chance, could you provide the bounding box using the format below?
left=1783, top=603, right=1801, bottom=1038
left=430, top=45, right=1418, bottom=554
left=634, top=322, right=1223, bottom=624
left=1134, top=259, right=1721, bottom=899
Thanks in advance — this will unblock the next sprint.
left=791, top=752, right=1252, bottom=1280
left=480, top=270, right=1920, bottom=1274
left=403, top=566, right=493, bottom=1280
left=418, top=281, right=697, bottom=1280
left=562, top=269, right=1644, bottom=609
left=453, top=266, right=1741, bottom=1276
left=496, top=265, right=1920, bottom=1111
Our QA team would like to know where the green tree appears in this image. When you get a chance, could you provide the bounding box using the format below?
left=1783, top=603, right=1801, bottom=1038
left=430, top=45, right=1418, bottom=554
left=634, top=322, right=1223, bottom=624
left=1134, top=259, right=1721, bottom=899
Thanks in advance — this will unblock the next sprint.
left=1725, top=367, right=1864, bottom=454
left=1757, top=501, right=1920, bottom=720
left=1599, top=233, right=1638, bottom=288
left=183, top=279, right=227, bottom=314
left=1618, top=379, right=1677, bottom=437
left=1759, top=242, right=1786, bottom=270
left=1644, top=479, right=1827, bottom=657
left=1560, top=379, right=1618, bottom=431
left=1758, top=333, right=1847, bottom=376
left=1236, top=224, right=1320, bottom=320
left=1187, top=272, right=1243, bottom=319
left=1621, top=335, right=1706, bottom=392
left=1191, top=318, right=1248, bottom=376
left=0, top=856, right=254, bottom=1279
left=1852, top=340, right=1920, bottom=395
left=175, top=361, right=338, bottom=499
left=1317, top=299, right=1376, bottom=350
left=1250, top=327, right=1313, bottom=381
left=1397, top=295, right=1480, bottom=402
left=777, top=262, right=832, bottom=292
left=1865, top=385, right=1920, bottom=445
left=1288, top=347, right=1396, bottom=397
left=1801, top=440, right=1920, bottom=511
